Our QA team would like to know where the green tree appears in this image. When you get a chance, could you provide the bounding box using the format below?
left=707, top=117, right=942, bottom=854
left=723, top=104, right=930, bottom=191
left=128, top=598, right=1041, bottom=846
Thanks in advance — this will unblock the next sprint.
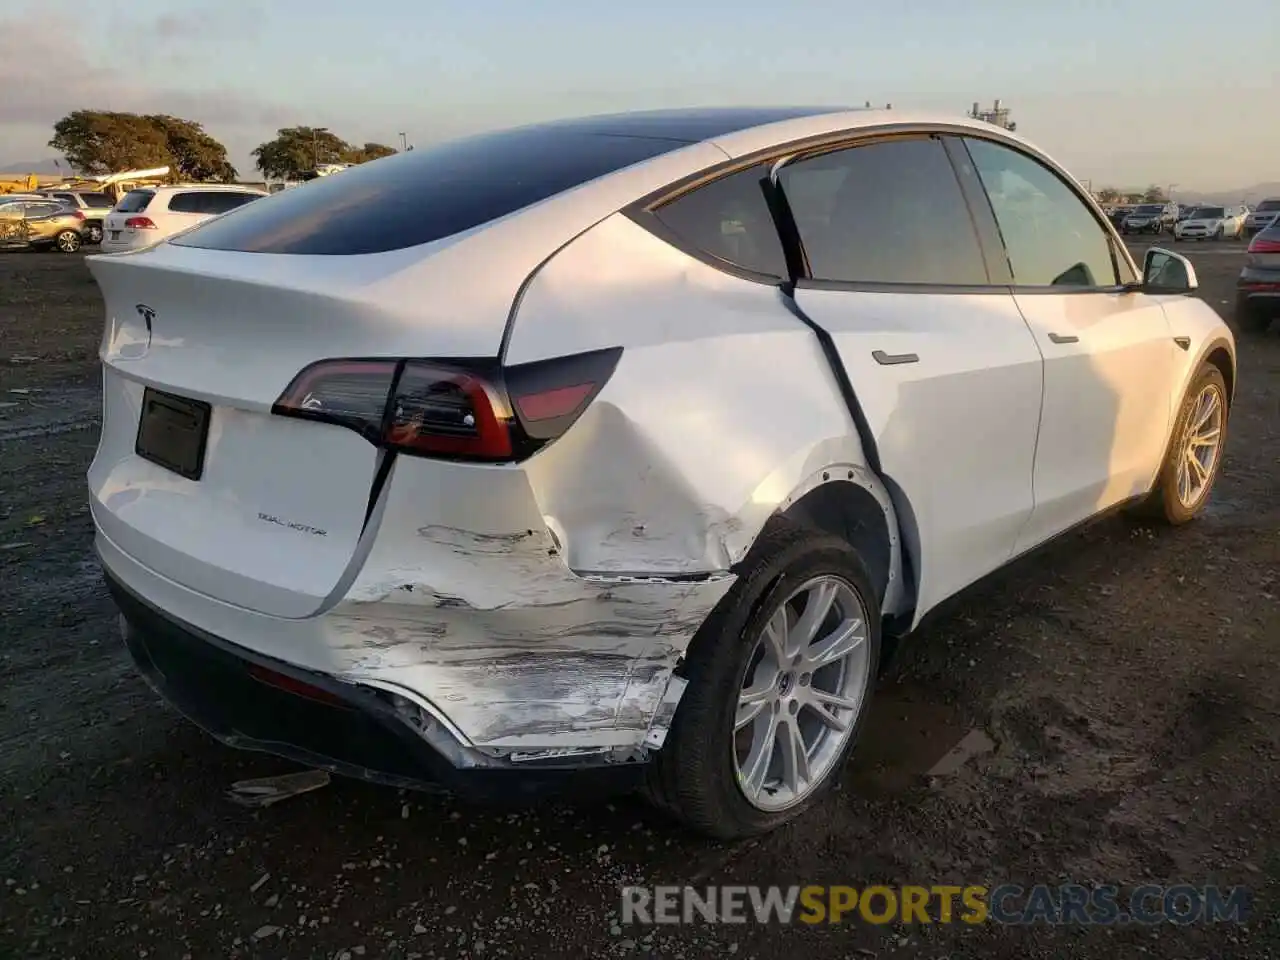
left=1096, top=187, right=1121, bottom=205
left=1142, top=185, right=1168, bottom=203
left=145, top=115, right=237, bottom=181
left=48, top=111, right=236, bottom=179
left=252, top=127, right=349, bottom=179
left=49, top=111, right=171, bottom=175
left=343, top=142, right=396, bottom=164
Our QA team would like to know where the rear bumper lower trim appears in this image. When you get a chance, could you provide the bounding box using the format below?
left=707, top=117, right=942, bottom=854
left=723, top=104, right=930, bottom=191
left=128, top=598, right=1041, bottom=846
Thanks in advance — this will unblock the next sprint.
left=104, top=570, right=648, bottom=802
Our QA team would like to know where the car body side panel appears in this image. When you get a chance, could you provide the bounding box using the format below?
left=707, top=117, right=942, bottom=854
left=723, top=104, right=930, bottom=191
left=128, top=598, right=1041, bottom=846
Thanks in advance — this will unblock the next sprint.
left=791, top=288, right=1044, bottom=623
left=503, top=212, right=906, bottom=609
left=1159, top=295, right=1237, bottom=408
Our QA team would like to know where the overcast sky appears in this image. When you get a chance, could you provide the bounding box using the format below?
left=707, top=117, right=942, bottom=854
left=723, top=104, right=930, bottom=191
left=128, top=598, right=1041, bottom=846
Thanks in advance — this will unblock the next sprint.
left=2, top=0, right=1276, bottom=192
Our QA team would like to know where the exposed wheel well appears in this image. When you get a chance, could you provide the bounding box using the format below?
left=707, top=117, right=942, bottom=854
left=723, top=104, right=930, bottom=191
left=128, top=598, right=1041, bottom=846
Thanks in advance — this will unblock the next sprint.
left=1204, top=346, right=1234, bottom=402
left=780, top=481, right=892, bottom=607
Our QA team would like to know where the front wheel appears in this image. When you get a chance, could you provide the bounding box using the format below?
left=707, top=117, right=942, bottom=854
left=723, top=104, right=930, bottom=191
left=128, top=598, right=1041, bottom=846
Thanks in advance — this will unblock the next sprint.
left=644, top=522, right=881, bottom=839
left=1138, top=365, right=1229, bottom=524
left=54, top=230, right=81, bottom=253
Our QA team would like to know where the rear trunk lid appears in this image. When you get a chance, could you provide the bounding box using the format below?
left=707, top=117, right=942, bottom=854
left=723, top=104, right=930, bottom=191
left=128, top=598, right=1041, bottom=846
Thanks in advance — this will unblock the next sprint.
left=86, top=236, right=538, bottom=619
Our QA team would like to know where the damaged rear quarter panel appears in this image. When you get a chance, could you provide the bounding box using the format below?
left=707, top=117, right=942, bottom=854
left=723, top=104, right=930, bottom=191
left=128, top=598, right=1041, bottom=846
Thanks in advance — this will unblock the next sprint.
left=327, top=213, right=901, bottom=752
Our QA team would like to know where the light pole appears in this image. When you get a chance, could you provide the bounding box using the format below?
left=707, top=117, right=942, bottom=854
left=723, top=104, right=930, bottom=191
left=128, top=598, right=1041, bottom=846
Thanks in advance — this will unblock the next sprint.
left=399, top=132, right=408, bottom=152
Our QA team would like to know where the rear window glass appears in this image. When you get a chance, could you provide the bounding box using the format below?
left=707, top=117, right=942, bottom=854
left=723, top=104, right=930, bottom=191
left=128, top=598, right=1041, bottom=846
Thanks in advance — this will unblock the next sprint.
left=173, top=128, right=686, bottom=255
left=81, top=193, right=113, bottom=208
left=117, top=190, right=154, bottom=213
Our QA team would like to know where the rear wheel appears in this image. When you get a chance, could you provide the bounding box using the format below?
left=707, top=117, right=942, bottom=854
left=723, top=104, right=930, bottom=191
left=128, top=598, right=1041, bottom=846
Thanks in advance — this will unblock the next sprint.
left=1138, top=365, right=1228, bottom=524
left=54, top=230, right=81, bottom=253
left=644, top=522, right=880, bottom=839
left=85, top=223, right=103, bottom=244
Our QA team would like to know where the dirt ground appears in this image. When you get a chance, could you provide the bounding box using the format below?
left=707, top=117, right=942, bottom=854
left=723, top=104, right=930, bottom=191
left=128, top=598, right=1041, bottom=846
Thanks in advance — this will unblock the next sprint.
left=2, top=240, right=1278, bottom=960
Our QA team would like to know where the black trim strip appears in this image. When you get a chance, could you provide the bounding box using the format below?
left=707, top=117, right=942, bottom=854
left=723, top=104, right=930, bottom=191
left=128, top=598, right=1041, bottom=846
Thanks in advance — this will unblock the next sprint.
left=776, top=290, right=883, bottom=475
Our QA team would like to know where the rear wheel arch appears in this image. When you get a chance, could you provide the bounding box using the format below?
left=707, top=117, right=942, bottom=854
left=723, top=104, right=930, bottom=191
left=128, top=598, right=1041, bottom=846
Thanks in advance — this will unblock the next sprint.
left=1203, top=342, right=1235, bottom=402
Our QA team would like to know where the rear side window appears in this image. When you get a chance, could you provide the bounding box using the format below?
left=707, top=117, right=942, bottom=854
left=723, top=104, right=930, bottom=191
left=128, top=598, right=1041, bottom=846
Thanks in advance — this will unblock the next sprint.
left=650, top=163, right=788, bottom=278
left=205, top=192, right=261, bottom=214
left=173, top=128, right=686, bottom=255
left=778, top=137, right=990, bottom=286
left=168, top=191, right=257, bottom=214
left=117, top=190, right=154, bottom=213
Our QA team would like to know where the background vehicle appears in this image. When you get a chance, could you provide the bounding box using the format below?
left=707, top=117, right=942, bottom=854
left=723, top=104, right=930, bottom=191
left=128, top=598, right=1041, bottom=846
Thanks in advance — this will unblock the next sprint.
left=1107, top=204, right=1133, bottom=229
left=1174, top=204, right=1248, bottom=241
left=87, top=107, right=1236, bottom=839
left=1122, top=202, right=1175, bottom=235
left=100, top=184, right=268, bottom=252
left=1237, top=222, right=1280, bottom=332
left=0, top=197, right=85, bottom=252
left=34, top=190, right=114, bottom=244
left=1244, top=199, right=1280, bottom=238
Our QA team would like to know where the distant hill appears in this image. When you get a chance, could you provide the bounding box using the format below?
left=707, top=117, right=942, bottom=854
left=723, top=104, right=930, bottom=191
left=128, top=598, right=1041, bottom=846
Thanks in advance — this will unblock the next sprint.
left=0, top=158, right=66, bottom=176
left=1182, top=183, right=1280, bottom=206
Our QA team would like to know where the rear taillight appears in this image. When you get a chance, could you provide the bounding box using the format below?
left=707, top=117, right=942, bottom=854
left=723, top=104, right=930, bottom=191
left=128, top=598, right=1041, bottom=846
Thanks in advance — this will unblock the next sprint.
left=71, top=211, right=85, bottom=221
left=125, top=216, right=157, bottom=229
left=273, top=349, right=621, bottom=463
left=1248, top=234, right=1280, bottom=254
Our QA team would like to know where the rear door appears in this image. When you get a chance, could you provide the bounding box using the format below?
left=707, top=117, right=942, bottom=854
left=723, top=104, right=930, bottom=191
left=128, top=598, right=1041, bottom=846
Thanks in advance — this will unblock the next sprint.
left=959, top=136, right=1177, bottom=553
left=779, top=134, right=1045, bottom=620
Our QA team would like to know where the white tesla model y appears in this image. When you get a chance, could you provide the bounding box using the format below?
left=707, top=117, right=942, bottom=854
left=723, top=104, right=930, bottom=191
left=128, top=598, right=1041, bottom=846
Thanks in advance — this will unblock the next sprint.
left=87, top=107, right=1236, bottom=838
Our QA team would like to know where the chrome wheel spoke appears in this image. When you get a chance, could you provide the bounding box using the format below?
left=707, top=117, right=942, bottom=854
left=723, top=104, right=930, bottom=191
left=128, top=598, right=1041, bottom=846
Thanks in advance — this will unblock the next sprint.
left=761, top=608, right=790, bottom=663
left=739, top=713, right=779, bottom=799
left=777, top=717, right=811, bottom=795
left=735, top=682, right=774, bottom=732
left=804, top=618, right=863, bottom=670
left=806, top=693, right=853, bottom=733
left=791, top=580, right=838, bottom=649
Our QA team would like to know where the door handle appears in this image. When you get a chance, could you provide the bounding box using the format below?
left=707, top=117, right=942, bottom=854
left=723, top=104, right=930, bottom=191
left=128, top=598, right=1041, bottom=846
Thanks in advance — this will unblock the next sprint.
left=872, top=350, right=919, bottom=366
left=1047, top=332, right=1079, bottom=344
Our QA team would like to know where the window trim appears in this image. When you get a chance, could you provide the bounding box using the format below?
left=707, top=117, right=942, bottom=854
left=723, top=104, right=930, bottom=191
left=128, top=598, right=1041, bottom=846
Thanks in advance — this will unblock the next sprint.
left=956, top=134, right=1139, bottom=295
left=625, top=121, right=1128, bottom=295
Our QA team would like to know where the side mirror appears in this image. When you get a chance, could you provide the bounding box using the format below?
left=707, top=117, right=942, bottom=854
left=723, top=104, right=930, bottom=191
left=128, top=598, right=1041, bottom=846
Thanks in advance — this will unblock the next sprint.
left=1142, top=248, right=1198, bottom=294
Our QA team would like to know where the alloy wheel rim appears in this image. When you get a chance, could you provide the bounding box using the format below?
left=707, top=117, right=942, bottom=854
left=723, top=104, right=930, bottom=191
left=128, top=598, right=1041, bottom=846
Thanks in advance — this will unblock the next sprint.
left=733, top=574, right=871, bottom=812
left=58, top=232, right=79, bottom=252
left=1176, top=384, right=1223, bottom=508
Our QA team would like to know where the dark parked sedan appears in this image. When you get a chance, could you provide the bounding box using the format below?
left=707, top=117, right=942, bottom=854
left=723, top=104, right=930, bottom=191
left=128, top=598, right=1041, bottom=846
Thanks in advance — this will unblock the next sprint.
left=1237, top=222, right=1280, bottom=332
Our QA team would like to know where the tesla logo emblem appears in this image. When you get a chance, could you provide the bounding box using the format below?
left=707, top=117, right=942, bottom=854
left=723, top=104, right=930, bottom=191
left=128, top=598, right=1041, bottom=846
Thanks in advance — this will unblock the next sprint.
left=135, top=304, right=156, bottom=333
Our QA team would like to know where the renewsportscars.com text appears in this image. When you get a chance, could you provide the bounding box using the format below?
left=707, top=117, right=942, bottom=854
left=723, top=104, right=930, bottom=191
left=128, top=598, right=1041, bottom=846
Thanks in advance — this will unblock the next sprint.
left=621, top=884, right=1251, bottom=926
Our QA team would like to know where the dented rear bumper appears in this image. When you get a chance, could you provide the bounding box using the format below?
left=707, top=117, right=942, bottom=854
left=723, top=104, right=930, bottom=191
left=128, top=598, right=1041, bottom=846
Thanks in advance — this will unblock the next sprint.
left=106, top=570, right=655, bottom=800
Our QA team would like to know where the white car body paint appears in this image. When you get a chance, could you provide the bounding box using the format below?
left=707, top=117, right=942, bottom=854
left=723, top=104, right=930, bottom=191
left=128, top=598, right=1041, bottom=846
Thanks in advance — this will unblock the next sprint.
left=1010, top=290, right=1177, bottom=552
left=85, top=108, right=1236, bottom=775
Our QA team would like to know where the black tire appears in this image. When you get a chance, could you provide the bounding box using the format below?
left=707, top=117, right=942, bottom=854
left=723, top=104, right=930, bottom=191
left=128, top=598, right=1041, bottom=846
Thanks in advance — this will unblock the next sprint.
left=643, top=520, right=881, bottom=839
left=1136, top=364, right=1229, bottom=525
left=85, top=223, right=103, bottom=244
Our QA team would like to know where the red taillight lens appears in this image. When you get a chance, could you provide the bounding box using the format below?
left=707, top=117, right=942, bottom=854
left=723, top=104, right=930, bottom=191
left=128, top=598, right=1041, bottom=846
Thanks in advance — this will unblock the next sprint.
left=71, top=210, right=85, bottom=221
left=1248, top=234, right=1280, bottom=254
left=125, top=216, right=157, bottom=229
left=273, top=349, right=620, bottom=463
left=388, top=362, right=513, bottom=458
